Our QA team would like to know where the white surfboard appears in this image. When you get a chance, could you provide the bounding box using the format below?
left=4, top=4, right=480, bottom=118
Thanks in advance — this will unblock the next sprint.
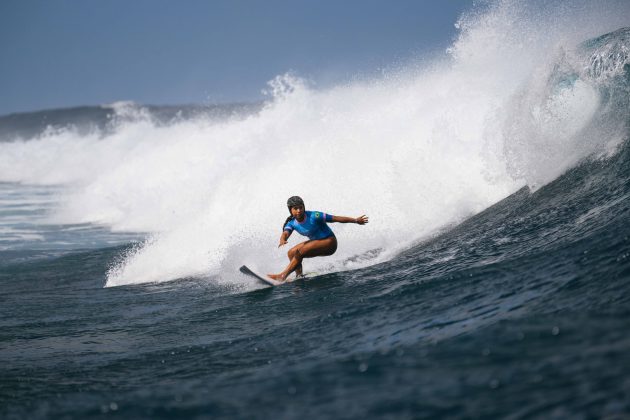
left=239, top=265, right=283, bottom=287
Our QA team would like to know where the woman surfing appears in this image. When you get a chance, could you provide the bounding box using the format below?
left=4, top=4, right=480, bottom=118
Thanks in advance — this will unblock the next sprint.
left=268, top=196, right=369, bottom=282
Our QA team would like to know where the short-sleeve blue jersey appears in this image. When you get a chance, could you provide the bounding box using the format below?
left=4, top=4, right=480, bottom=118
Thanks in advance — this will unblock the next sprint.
left=284, top=210, right=335, bottom=240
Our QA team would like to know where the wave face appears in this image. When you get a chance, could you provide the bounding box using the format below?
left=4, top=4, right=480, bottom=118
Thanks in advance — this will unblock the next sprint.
left=1, top=1, right=630, bottom=418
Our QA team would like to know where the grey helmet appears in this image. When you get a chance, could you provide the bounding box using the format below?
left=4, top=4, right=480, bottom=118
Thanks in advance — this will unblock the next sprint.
left=287, top=196, right=304, bottom=211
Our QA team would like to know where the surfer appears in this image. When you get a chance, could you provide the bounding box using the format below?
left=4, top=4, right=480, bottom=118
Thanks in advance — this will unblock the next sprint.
left=268, top=196, right=368, bottom=281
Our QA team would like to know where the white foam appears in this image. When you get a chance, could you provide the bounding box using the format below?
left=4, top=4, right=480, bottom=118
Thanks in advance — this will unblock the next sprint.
left=0, top=0, right=628, bottom=286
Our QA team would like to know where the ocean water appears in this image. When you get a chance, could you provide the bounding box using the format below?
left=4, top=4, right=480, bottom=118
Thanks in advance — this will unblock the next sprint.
left=2, top=1, right=630, bottom=418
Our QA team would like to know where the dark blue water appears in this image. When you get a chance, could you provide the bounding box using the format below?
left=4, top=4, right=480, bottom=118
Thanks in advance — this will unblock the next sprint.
left=2, top=28, right=630, bottom=419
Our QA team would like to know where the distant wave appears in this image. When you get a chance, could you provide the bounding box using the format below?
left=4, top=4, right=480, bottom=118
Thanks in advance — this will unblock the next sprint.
left=0, top=102, right=262, bottom=142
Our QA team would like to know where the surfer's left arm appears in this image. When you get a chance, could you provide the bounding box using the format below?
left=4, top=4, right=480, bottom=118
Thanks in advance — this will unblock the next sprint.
left=331, top=215, right=369, bottom=225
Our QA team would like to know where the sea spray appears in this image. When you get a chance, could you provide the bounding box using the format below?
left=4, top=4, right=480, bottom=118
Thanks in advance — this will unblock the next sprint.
left=103, top=66, right=520, bottom=286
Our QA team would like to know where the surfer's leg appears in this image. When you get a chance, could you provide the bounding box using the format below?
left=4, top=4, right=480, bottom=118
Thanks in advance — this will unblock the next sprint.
left=269, top=241, right=309, bottom=280
left=296, top=236, right=338, bottom=259
left=269, top=237, right=337, bottom=281
left=287, top=245, right=303, bottom=277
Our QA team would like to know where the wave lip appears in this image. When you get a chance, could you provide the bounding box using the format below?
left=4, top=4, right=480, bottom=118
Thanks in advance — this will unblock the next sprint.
left=583, top=27, right=630, bottom=81
left=500, top=26, right=630, bottom=189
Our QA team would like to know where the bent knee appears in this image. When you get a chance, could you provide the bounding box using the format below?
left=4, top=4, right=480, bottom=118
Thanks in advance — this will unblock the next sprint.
left=325, top=238, right=338, bottom=255
left=288, top=246, right=304, bottom=260
left=295, top=248, right=303, bottom=259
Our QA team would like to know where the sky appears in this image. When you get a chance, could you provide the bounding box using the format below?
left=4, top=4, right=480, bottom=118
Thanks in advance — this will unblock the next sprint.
left=0, top=0, right=473, bottom=115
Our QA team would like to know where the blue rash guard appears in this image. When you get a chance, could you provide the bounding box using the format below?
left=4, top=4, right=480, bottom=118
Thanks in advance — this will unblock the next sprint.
left=284, top=210, right=335, bottom=240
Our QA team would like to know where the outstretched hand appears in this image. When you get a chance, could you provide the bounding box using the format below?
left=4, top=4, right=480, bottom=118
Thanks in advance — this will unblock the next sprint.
left=356, top=215, right=369, bottom=225
left=278, top=239, right=288, bottom=248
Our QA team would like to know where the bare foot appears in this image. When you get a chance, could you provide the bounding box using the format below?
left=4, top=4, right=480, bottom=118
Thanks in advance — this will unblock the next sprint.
left=267, top=273, right=286, bottom=281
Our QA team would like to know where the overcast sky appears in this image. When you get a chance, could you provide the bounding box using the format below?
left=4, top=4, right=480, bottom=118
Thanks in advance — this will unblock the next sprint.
left=0, top=0, right=473, bottom=115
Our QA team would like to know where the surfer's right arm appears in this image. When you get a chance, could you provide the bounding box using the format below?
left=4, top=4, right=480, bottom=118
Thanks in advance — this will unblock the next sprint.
left=278, top=230, right=291, bottom=247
